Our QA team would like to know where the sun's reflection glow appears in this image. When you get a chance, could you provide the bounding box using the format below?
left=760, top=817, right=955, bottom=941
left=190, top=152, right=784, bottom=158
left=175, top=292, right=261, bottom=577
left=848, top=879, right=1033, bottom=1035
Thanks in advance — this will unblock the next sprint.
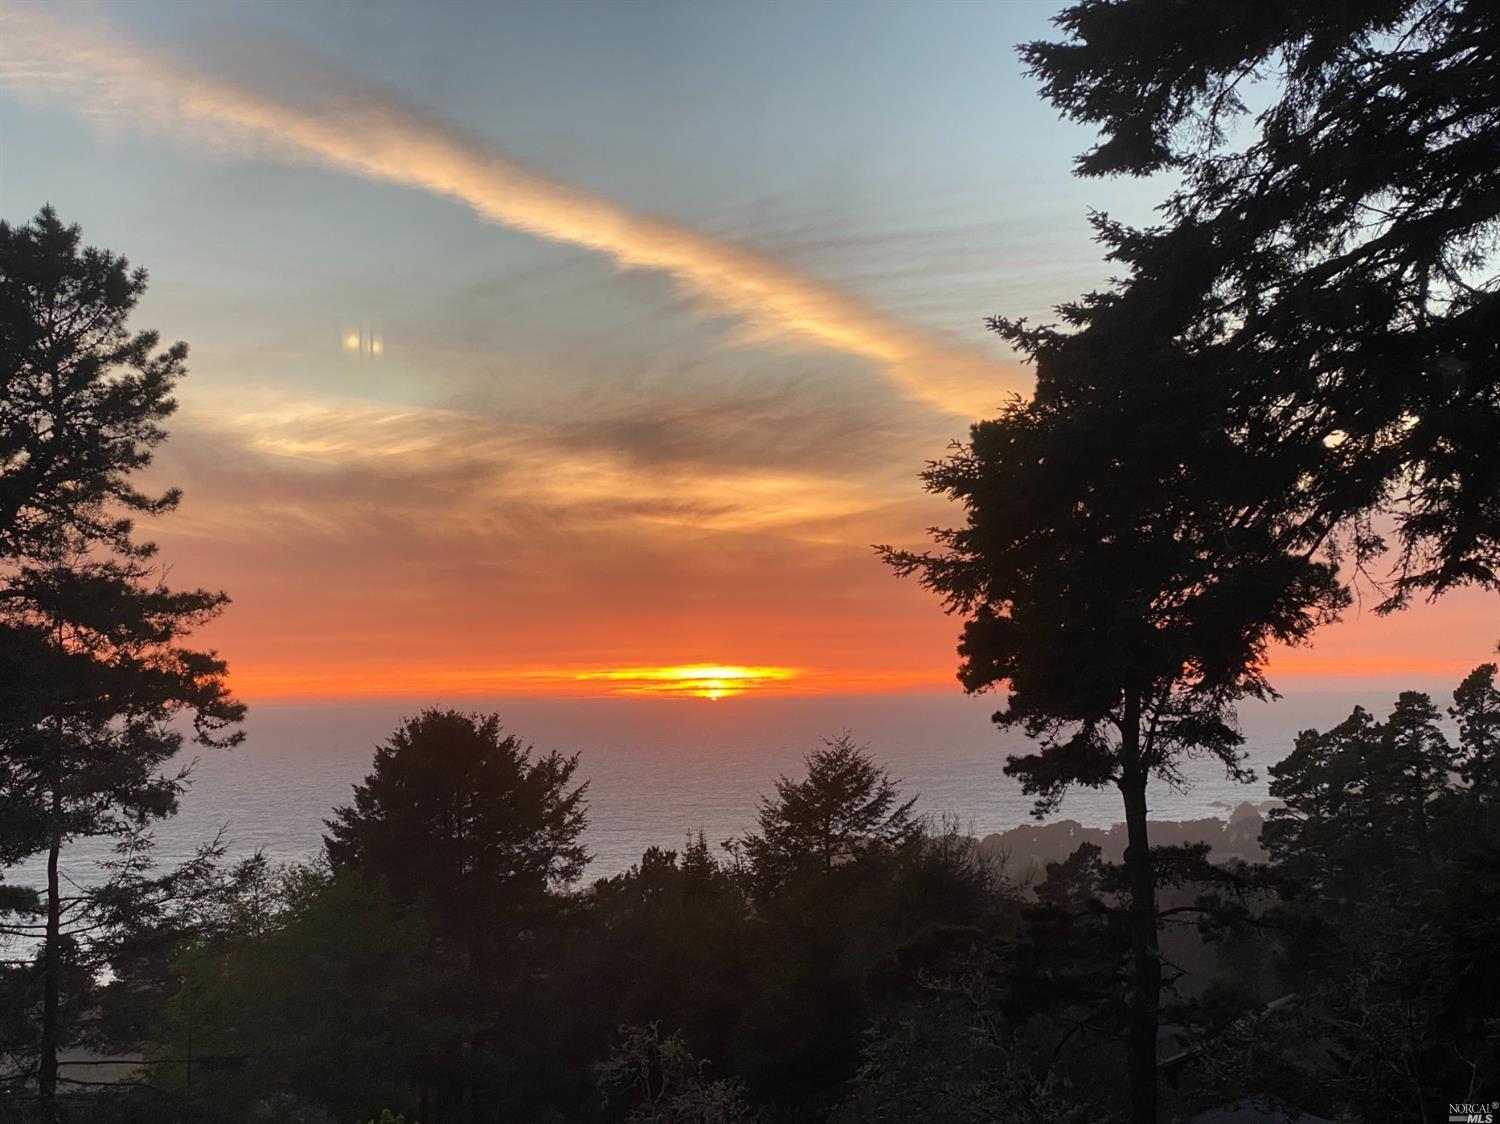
left=573, top=665, right=797, bottom=699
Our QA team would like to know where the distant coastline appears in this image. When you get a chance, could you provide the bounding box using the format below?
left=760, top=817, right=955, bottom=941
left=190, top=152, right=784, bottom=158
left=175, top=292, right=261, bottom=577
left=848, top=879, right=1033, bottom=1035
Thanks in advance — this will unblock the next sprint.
left=977, top=801, right=1275, bottom=883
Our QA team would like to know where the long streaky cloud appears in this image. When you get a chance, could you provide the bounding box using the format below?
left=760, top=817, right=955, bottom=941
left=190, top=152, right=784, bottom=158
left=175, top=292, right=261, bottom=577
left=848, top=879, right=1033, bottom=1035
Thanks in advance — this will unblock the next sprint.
left=0, top=8, right=1017, bottom=416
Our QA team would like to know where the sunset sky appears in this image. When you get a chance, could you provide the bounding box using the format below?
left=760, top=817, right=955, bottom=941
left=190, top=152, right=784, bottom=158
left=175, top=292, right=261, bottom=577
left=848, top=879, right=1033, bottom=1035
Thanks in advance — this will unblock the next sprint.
left=0, top=0, right=1493, bottom=702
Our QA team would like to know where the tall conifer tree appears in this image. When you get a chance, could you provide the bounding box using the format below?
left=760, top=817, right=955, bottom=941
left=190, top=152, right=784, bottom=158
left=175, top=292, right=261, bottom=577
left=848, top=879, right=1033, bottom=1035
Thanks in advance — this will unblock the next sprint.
left=0, top=208, right=242, bottom=1102
left=890, top=4, right=1500, bottom=1118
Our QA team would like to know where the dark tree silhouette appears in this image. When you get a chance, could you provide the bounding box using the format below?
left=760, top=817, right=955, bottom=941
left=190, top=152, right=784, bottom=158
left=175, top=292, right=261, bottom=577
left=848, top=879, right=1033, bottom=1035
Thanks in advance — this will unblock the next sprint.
left=324, top=709, right=589, bottom=946
left=0, top=206, right=184, bottom=567
left=322, top=711, right=590, bottom=1117
left=1255, top=668, right=1500, bottom=1116
left=1265, top=684, right=1475, bottom=895
left=161, top=869, right=474, bottom=1123
left=1016, top=0, right=1500, bottom=610
left=881, top=377, right=1345, bottom=1121
left=594, top=1022, right=757, bottom=1124
left=880, top=5, right=1500, bottom=1117
left=1452, top=657, right=1500, bottom=789
left=738, top=733, right=918, bottom=898
left=0, top=207, right=242, bottom=1104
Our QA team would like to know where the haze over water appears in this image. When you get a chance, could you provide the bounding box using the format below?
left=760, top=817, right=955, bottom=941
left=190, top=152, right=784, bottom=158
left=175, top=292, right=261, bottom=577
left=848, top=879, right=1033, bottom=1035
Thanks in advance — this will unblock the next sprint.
left=74, top=686, right=1452, bottom=882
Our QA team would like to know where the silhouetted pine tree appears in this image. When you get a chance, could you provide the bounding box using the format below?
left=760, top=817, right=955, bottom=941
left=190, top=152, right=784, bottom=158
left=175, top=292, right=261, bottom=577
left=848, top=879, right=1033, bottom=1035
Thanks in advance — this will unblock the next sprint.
left=738, top=733, right=918, bottom=899
left=0, top=207, right=242, bottom=1104
left=1452, top=658, right=1500, bottom=790
left=1018, top=0, right=1500, bottom=610
left=884, top=4, right=1500, bottom=1118
left=323, top=709, right=589, bottom=950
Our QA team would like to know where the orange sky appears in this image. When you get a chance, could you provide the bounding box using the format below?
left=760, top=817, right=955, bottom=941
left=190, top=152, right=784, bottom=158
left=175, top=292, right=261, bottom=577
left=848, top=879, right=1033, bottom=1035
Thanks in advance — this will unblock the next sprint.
left=162, top=477, right=1498, bottom=703
left=3, top=5, right=1495, bottom=705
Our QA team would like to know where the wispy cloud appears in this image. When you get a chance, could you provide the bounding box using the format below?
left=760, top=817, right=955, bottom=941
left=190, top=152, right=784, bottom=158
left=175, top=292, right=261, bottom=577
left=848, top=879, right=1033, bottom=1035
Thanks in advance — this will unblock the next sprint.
left=160, top=384, right=913, bottom=544
left=0, top=5, right=1020, bottom=416
left=137, top=380, right=960, bottom=699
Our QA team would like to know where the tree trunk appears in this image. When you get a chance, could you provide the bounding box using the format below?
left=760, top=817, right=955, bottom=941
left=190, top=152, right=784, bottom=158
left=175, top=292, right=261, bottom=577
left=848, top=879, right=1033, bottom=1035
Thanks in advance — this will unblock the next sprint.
left=38, top=812, right=62, bottom=1104
left=1118, top=693, right=1160, bottom=1124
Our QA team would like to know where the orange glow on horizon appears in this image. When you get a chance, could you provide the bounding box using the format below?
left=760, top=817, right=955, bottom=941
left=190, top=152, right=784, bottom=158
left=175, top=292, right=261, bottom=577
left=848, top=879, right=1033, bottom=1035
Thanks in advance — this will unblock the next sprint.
left=220, top=648, right=1498, bottom=704
left=574, top=665, right=798, bottom=700
left=223, top=663, right=955, bottom=702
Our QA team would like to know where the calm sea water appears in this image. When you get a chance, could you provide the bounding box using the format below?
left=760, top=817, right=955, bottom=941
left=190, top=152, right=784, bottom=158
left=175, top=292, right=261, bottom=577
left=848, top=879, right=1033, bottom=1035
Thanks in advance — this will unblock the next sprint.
left=5, top=686, right=1451, bottom=893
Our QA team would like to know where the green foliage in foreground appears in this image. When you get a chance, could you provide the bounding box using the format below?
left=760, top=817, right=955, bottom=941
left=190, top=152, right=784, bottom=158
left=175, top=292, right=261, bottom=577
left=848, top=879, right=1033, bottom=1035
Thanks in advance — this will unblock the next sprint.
left=3, top=669, right=1496, bottom=1122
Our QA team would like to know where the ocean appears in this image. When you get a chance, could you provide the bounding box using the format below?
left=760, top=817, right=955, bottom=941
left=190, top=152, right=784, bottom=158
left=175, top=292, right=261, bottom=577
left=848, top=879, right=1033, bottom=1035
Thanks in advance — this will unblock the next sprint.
left=2, top=685, right=1448, bottom=896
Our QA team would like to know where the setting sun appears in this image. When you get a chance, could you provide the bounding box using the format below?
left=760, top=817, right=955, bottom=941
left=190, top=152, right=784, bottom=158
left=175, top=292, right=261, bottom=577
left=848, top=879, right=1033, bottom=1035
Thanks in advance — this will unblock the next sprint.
left=573, top=665, right=798, bottom=699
